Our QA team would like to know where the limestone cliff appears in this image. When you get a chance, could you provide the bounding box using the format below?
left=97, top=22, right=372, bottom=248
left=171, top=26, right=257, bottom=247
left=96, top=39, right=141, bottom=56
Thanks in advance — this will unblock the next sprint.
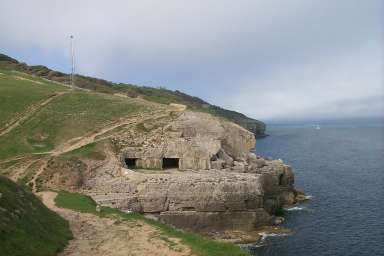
left=78, top=109, right=303, bottom=238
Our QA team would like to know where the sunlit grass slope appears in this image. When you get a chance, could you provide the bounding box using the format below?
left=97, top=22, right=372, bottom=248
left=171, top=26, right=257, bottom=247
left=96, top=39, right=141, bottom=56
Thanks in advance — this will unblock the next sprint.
left=0, top=70, right=67, bottom=127
left=0, top=72, right=150, bottom=160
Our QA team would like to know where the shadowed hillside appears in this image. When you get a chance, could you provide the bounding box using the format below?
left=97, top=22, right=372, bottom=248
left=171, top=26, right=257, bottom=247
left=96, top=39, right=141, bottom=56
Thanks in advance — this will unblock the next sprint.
left=0, top=176, right=72, bottom=256
left=0, top=53, right=266, bottom=136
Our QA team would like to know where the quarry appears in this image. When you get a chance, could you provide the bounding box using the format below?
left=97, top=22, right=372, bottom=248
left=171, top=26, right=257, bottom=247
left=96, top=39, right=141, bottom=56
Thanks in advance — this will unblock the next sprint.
left=73, top=105, right=305, bottom=238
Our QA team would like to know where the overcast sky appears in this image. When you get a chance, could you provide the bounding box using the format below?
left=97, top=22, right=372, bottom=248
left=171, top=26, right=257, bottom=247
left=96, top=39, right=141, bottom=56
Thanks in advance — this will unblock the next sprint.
left=1, top=0, right=383, bottom=121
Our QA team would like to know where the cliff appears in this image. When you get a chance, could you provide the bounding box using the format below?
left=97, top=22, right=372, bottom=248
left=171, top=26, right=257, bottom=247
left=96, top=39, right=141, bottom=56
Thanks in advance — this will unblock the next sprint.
left=53, top=109, right=302, bottom=240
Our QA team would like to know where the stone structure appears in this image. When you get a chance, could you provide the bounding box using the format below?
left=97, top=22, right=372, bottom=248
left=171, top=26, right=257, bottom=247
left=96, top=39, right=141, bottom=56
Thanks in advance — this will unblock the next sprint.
left=119, top=111, right=255, bottom=171
left=84, top=109, right=304, bottom=237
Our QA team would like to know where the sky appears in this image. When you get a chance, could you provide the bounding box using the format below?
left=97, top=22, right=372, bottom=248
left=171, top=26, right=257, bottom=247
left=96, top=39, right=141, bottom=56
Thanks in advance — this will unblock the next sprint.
left=0, top=0, right=383, bottom=122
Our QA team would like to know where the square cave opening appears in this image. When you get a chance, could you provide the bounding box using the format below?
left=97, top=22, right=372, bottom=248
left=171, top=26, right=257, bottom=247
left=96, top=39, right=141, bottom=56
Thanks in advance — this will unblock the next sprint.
left=125, top=158, right=138, bottom=169
left=162, top=158, right=179, bottom=169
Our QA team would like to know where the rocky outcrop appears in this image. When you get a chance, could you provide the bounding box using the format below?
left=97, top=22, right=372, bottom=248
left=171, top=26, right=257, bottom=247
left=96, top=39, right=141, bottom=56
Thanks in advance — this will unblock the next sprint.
left=85, top=153, right=300, bottom=234
left=80, top=109, right=302, bottom=237
left=117, top=111, right=255, bottom=171
left=231, top=116, right=266, bottom=138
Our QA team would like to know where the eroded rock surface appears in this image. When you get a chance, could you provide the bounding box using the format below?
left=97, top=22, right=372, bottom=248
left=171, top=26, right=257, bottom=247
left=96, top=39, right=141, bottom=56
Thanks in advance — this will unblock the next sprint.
left=80, top=110, right=303, bottom=236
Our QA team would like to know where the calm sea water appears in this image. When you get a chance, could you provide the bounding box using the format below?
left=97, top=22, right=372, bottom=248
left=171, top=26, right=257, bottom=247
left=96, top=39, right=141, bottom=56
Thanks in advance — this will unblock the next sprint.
left=247, top=120, right=384, bottom=256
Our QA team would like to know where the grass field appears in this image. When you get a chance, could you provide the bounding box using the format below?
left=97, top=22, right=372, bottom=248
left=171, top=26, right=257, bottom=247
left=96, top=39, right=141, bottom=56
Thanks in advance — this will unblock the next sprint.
left=60, top=141, right=107, bottom=160
left=0, top=88, right=148, bottom=160
left=55, top=191, right=248, bottom=256
left=0, top=176, right=72, bottom=256
left=0, top=70, right=67, bottom=128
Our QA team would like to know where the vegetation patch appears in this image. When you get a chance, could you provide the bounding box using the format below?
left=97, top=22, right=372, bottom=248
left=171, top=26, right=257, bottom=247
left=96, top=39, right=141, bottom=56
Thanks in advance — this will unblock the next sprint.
left=0, top=56, right=266, bottom=137
left=55, top=191, right=248, bottom=256
left=0, top=91, right=148, bottom=160
left=0, top=69, right=66, bottom=128
left=0, top=159, right=21, bottom=170
left=0, top=176, right=72, bottom=256
left=61, top=142, right=106, bottom=161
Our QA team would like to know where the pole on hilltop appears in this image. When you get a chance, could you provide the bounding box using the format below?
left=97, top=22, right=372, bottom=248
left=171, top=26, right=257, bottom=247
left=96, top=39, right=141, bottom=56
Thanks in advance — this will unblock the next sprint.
left=70, top=35, right=75, bottom=90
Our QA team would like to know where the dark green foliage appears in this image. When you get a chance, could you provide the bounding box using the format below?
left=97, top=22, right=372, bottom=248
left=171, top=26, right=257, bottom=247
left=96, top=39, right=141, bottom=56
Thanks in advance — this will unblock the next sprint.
left=0, top=54, right=18, bottom=63
left=275, top=207, right=285, bottom=217
left=0, top=176, right=72, bottom=256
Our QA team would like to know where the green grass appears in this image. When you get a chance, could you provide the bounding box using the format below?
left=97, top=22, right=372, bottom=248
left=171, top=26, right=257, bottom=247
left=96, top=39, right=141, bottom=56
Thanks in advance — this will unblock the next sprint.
left=61, top=142, right=106, bottom=160
left=55, top=191, right=248, bottom=256
left=1, top=56, right=266, bottom=137
left=0, top=69, right=66, bottom=128
left=55, top=191, right=98, bottom=213
left=0, top=176, right=72, bottom=256
left=0, top=91, right=148, bottom=160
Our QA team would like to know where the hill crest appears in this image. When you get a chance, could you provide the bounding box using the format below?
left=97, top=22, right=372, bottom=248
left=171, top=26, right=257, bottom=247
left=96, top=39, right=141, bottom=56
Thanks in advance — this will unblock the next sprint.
left=0, top=53, right=265, bottom=136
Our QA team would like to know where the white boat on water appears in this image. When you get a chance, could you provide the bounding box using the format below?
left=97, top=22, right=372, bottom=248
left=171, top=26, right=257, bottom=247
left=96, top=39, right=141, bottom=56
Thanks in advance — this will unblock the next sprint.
left=315, top=125, right=321, bottom=130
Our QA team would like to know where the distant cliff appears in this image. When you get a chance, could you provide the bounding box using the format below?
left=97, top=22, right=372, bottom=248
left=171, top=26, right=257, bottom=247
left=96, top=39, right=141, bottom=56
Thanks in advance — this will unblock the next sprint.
left=0, top=53, right=266, bottom=136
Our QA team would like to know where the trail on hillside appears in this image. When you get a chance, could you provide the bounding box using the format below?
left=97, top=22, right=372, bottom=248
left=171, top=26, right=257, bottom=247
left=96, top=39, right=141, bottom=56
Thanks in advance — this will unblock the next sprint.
left=39, top=191, right=191, bottom=256
left=31, top=158, right=50, bottom=192
left=14, top=75, right=45, bottom=85
left=52, top=110, right=168, bottom=156
left=0, top=92, right=67, bottom=137
left=29, top=110, right=169, bottom=192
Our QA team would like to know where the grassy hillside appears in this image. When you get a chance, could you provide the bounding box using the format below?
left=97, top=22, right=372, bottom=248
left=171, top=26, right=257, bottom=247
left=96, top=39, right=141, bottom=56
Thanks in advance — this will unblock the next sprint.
left=0, top=71, right=149, bottom=160
left=0, top=69, right=66, bottom=128
left=0, top=53, right=265, bottom=136
left=0, top=176, right=72, bottom=256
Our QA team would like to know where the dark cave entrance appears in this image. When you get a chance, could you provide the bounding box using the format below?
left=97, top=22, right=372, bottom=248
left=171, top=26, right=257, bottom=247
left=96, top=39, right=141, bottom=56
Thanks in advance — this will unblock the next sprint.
left=125, top=158, right=138, bottom=169
left=162, top=158, right=179, bottom=169
left=278, top=174, right=284, bottom=186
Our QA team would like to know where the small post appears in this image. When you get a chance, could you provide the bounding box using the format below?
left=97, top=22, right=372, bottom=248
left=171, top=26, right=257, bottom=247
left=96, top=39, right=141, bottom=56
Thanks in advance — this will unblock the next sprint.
left=70, top=35, right=75, bottom=90
left=96, top=204, right=101, bottom=216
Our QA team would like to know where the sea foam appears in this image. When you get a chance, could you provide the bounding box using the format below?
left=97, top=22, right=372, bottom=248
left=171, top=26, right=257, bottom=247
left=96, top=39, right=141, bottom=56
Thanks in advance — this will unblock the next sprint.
left=284, top=206, right=305, bottom=211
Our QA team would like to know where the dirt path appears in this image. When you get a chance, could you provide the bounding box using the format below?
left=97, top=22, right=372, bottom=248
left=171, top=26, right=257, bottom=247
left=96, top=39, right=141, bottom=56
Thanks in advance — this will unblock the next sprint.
left=39, top=191, right=191, bottom=256
left=14, top=75, right=45, bottom=85
left=28, top=110, right=168, bottom=192
left=31, top=158, right=50, bottom=192
left=0, top=92, right=67, bottom=137
left=52, top=110, right=167, bottom=156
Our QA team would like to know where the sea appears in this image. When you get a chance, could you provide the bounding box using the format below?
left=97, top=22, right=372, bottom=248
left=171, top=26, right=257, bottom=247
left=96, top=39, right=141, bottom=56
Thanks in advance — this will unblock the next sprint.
left=245, top=119, right=384, bottom=256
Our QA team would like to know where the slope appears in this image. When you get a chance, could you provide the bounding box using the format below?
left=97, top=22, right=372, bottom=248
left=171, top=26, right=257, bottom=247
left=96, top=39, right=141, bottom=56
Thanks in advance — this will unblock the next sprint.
left=0, top=175, right=72, bottom=256
left=0, top=70, right=153, bottom=160
left=0, top=53, right=266, bottom=136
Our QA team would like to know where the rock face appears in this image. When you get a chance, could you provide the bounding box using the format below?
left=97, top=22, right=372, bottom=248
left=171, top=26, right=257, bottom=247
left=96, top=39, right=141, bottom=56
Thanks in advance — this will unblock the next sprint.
left=232, top=116, right=266, bottom=138
left=87, top=155, right=299, bottom=233
left=118, top=111, right=255, bottom=171
left=84, top=109, right=302, bottom=235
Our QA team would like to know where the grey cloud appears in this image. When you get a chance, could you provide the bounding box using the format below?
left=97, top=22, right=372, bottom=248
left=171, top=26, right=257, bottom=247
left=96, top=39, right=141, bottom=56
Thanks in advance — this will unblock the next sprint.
left=0, top=0, right=382, bottom=121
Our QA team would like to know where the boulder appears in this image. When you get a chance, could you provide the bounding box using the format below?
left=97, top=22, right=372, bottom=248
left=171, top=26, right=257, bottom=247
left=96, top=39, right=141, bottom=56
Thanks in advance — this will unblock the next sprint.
left=273, top=216, right=285, bottom=225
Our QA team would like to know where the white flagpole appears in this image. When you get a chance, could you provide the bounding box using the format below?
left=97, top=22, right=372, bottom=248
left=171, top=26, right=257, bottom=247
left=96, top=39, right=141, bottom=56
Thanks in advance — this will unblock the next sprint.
left=70, top=35, right=75, bottom=89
